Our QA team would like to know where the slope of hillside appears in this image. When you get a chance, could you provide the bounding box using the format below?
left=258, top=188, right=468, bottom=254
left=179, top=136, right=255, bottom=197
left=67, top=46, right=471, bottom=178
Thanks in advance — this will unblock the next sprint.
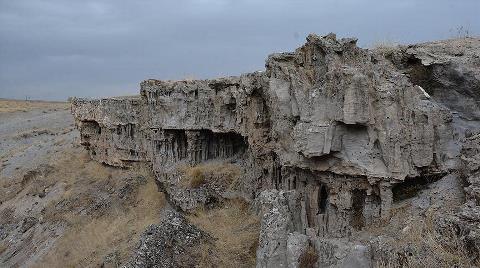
left=0, top=101, right=165, bottom=267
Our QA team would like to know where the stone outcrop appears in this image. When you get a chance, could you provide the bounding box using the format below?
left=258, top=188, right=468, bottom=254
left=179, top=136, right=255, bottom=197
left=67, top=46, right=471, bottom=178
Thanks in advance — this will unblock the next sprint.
left=72, top=34, right=480, bottom=267
left=125, top=210, right=210, bottom=268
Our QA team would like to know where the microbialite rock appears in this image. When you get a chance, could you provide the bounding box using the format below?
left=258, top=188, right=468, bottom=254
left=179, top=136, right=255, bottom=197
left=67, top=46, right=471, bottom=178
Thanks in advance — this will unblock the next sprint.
left=72, top=33, right=480, bottom=267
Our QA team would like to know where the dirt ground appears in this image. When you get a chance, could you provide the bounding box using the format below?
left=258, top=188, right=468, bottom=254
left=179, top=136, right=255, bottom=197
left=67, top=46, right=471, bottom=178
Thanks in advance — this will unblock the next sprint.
left=0, top=100, right=166, bottom=267
left=0, top=99, right=262, bottom=268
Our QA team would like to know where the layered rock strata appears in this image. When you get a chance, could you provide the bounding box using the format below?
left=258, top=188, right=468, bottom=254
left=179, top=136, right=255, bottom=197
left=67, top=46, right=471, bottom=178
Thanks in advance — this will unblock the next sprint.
left=72, top=34, right=480, bottom=267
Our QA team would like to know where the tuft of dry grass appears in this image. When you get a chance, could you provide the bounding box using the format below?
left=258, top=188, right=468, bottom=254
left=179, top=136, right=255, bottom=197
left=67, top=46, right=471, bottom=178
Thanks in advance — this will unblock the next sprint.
left=299, top=245, right=318, bottom=268
left=374, top=212, right=476, bottom=268
left=0, top=99, right=68, bottom=114
left=188, top=167, right=206, bottom=188
left=178, top=162, right=242, bottom=189
left=188, top=198, right=260, bottom=268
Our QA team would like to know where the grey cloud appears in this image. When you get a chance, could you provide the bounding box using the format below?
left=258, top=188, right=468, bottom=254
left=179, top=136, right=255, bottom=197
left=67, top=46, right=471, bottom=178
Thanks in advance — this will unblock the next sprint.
left=0, top=0, right=479, bottom=100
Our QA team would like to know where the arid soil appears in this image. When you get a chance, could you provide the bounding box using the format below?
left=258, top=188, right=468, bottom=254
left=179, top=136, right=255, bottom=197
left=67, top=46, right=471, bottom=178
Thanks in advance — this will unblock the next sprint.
left=0, top=100, right=166, bottom=267
left=0, top=99, right=260, bottom=268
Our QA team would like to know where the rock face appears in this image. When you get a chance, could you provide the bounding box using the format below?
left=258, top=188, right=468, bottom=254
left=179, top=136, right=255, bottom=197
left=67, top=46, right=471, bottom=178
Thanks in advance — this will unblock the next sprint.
left=72, top=34, right=480, bottom=267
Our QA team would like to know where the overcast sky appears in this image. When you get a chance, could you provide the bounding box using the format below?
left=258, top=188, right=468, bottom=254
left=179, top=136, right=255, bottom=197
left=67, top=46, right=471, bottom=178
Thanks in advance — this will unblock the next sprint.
left=0, top=0, right=479, bottom=101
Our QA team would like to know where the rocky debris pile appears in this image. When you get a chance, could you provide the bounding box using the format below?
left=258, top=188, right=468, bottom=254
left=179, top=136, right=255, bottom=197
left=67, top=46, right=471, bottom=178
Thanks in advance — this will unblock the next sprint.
left=72, top=34, right=480, bottom=267
left=125, top=210, right=209, bottom=268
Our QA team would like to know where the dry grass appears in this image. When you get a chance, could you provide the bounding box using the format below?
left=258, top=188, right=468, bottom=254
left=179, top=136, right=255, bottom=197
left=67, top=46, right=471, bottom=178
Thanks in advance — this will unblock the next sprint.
left=0, top=99, right=68, bottom=114
left=188, top=198, right=260, bottom=268
left=36, top=179, right=164, bottom=268
left=13, top=147, right=167, bottom=267
left=0, top=102, right=164, bottom=267
left=178, top=162, right=242, bottom=189
left=375, top=212, right=475, bottom=268
left=299, top=245, right=318, bottom=268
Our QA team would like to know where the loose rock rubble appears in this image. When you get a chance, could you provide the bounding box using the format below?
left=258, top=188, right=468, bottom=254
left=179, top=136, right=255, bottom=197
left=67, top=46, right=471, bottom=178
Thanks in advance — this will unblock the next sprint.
left=125, top=210, right=209, bottom=268
left=72, top=34, right=480, bottom=267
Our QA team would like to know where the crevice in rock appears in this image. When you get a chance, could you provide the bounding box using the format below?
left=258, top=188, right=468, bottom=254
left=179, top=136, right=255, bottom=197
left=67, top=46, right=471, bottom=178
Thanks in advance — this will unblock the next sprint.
left=194, top=130, right=248, bottom=162
left=392, top=173, right=445, bottom=202
left=79, top=120, right=101, bottom=146
left=116, top=124, right=135, bottom=139
left=404, top=57, right=440, bottom=95
left=318, top=185, right=328, bottom=215
left=159, top=129, right=188, bottom=160
left=402, top=55, right=480, bottom=120
left=351, top=189, right=366, bottom=230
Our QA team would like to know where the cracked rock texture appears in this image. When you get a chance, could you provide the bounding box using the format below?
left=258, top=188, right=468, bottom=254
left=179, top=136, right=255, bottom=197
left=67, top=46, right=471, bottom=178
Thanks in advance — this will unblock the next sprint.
left=125, top=210, right=209, bottom=268
left=72, top=34, right=480, bottom=267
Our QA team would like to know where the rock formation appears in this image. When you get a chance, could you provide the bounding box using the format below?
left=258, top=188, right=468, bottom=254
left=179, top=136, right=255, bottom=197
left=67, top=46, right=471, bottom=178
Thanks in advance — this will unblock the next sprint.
left=125, top=210, right=210, bottom=268
left=72, top=34, right=480, bottom=267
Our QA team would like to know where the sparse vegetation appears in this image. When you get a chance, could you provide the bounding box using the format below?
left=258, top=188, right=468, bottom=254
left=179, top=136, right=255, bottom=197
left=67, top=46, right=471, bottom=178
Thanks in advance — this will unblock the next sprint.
left=9, top=148, right=166, bottom=267
left=299, top=245, right=318, bottom=268
left=0, top=100, right=165, bottom=267
left=36, top=177, right=164, bottom=267
left=178, top=162, right=242, bottom=189
left=0, top=99, right=68, bottom=113
left=374, top=211, right=477, bottom=268
left=188, top=198, right=260, bottom=268
left=449, top=25, right=471, bottom=39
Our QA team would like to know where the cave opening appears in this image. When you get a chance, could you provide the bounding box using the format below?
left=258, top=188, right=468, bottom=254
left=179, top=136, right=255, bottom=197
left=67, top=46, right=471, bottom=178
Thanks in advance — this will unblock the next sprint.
left=270, top=153, right=282, bottom=189
left=318, top=185, right=328, bottom=214
left=392, top=173, right=444, bottom=202
left=82, top=120, right=100, bottom=133
left=79, top=120, right=101, bottom=146
left=199, top=130, right=248, bottom=160
left=129, top=124, right=135, bottom=139
left=156, top=129, right=248, bottom=164
left=404, top=57, right=438, bottom=94
left=291, top=176, right=297, bottom=190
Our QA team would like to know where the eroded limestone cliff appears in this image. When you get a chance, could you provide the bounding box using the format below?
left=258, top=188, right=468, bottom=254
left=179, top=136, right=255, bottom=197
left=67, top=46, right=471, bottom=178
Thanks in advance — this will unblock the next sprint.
left=72, top=34, right=480, bottom=267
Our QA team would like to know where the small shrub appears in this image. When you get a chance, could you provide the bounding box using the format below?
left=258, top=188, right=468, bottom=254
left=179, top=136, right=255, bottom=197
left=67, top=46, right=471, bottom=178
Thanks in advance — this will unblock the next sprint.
left=188, top=198, right=260, bottom=268
left=299, top=245, right=318, bottom=268
left=179, top=162, right=241, bottom=189
left=189, top=168, right=206, bottom=188
left=450, top=25, right=471, bottom=39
